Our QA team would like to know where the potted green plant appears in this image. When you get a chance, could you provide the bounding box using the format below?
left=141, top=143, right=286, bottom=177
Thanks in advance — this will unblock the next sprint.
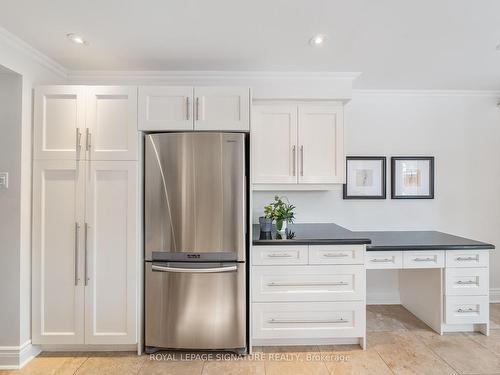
left=263, top=195, right=296, bottom=232
left=258, top=204, right=274, bottom=232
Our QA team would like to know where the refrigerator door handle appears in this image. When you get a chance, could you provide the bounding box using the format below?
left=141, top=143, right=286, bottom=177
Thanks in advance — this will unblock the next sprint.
left=152, top=264, right=238, bottom=273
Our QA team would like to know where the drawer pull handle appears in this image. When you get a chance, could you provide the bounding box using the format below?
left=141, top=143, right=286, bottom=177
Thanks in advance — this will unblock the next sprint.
left=370, top=258, right=393, bottom=263
left=456, top=280, right=478, bottom=285
left=413, top=257, right=435, bottom=262
left=323, top=253, right=349, bottom=258
left=269, top=318, right=348, bottom=324
left=268, top=281, right=349, bottom=287
left=267, top=253, right=293, bottom=258
left=457, top=308, right=479, bottom=313
left=456, top=256, right=479, bottom=261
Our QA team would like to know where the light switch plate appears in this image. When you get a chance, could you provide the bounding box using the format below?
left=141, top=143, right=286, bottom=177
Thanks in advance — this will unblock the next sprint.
left=0, top=172, right=9, bottom=189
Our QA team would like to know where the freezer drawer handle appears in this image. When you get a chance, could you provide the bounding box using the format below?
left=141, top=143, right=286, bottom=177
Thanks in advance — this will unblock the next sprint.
left=152, top=264, right=237, bottom=273
left=268, top=281, right=349, bottom=287
left=269, top=318, right=348, bottom=324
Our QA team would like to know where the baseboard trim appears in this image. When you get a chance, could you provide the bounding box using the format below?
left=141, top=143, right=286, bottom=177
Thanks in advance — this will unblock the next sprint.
left=367, top=292, right=401, bottom=305
left=39, top=344, right=138, bottom=352
left=0, top=341, right=41, bottom=370
left=490, top=288, right=500, bottom=303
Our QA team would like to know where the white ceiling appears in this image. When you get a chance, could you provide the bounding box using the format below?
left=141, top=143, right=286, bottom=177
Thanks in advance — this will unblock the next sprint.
left=1, top=0, right=499, bottom=89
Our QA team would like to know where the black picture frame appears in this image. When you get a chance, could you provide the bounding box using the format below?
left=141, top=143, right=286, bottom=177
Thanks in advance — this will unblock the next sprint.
left=343, top=156, right=387, bottom=199
left=391, top=156, right=435, bottom=199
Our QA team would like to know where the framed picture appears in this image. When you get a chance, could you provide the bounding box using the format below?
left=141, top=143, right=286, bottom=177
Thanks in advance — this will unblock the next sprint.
left=343, top=157, right=386, bottom=199
left=391, top=157, right=434, bottom=199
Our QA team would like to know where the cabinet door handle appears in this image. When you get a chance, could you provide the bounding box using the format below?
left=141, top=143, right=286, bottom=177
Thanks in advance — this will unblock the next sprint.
left=85, top=128, right=92, bottom=151
left=196, top=97, right=203, bottom=121
left=300, top=145, right=304, bottom=176
left=370, top=258, right=393, bottom=263
left=457, top=308, right=478, bottom=313
left=268, top=281, right=349, bottom=287
left=292, top=145, right=296, bottom=176
left=267, top=253, right=293, bottom=258
left=74, top=223, right=80, bottom=286
left=323, top=253, right=349, bottom=258
left=456, top=256, right=478, bottom=261
left=186, top=97, right=190, bottom=120
left=84, top=223, right=89, bottom=286
left=269, top=318, right=348, bottom=324
left=76, top=128, right=82, bottom=152
left=456, top=280, right=478, bottom=285
left=413, top=257, right=435, bottom=262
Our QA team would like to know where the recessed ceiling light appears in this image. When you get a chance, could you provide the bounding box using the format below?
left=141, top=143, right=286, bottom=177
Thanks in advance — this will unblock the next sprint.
left=66, top=33, right=88, bottom=46
left=309, top=34, right=327, bottom=47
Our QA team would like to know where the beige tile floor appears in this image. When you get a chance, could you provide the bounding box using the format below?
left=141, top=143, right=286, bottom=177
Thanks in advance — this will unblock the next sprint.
left=3, top=304, right=500, bottom=375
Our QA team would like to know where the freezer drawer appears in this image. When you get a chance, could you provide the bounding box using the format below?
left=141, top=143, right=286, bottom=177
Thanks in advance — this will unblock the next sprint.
left=145, top=262, right=246, bottom=350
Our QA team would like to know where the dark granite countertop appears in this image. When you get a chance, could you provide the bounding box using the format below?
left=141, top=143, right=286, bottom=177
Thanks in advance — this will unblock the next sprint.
left=252, top=223, right=494, bottom=250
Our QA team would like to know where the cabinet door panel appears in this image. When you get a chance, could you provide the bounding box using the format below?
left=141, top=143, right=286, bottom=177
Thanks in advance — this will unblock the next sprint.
left=32, top=160, right=85, bottom=344
left=34, top=86, right=86, bottom=160
left=85, top=161, right=138, bottom=344
left=138, top=86, right=193, bottom=131
left=194, top=87, right=249, bottom=131
left=87, top=86, right=138, bottom=160
left=251, top=105, right=297, bottom=184
left=298, top=105, right=344, bottom=184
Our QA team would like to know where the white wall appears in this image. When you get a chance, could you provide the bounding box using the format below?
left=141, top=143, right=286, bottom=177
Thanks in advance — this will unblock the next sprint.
left=0, top=28, right=64, bottom=362
left=253, top=92, right=500, bottom=300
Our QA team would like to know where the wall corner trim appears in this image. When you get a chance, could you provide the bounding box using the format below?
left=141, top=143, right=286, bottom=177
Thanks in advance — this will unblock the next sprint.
left=0, top=341, right=41, bottom=370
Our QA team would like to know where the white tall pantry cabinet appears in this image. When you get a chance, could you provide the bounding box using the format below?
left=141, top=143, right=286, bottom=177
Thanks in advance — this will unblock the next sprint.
left=32, top=86, right=139, bottom=347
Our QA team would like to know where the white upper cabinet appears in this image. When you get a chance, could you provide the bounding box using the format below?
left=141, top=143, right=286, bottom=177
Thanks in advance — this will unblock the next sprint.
left=35, top=86, right=138, bottom=161
left=85, top=161, right=138, bottom=344
left=194, top=87, right=250, bottom=131
left=252, top=102, right=345, bottom=186
left=34, top=86, right=86, bottom=160
left=32, top=160, right=85, bottom=345
left=86, top=86, right=138, bottom=160
left=251, top=105, right=298, bottom=184
left=298, top=105, right=344, bottom=184
left=138, top=86, right=194, bottom=131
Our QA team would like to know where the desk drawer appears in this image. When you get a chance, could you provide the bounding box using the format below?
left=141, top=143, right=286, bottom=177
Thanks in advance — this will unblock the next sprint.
left=366, top=251, right=403, bottom=269
left=252, top=265, right=365, bottom=302
left=445, top=295, right=489, bottom=324
left=446, top=250, right=489, bottom=268
left=252, top=246, right=308, bottom=265
left=309, top=245, right=364, bottom=265
left=403, top=251, right=444, bottom=268
left=445, top=268, right=489, bottom=296
left=252, top=301, right=365, bottom=340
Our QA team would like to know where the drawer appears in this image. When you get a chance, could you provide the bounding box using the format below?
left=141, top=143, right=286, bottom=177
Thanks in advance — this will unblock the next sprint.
left=446, top=250, right=490, bottom=268
left=252, top=301, right=365, bottom=340
left=365, top=251, right=403, bottom=269
left=403, top=250, right=445, bottom=268
left=252, top=265, right=365, bottom=302
left=309, top=245, right=364, bottom=265
left=445, top=267, right=489, bottom=296
left=445, top=295, right=489, bottom=324
left=252, top=245, right=308, bottom=265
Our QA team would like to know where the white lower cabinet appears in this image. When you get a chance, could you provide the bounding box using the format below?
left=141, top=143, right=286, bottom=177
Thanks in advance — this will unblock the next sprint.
left=252, top=301, right=365, bottom=341
left=444, top=296, right=489, bottom=324
left=251, top=245, right=366, bottom=346
left=32, top=160, right=138, bottom=346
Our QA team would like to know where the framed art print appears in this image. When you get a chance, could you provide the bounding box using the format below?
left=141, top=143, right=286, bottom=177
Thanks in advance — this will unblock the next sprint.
left=343, top=156, right=386, bottom=199
left=391, top=157, right=434, bottom=199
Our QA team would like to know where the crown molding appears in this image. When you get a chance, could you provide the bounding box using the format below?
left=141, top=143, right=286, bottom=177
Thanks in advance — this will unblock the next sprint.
left=0, top=27, right=67, bottom=78
left=353, top=89, right=500, bottom=97
left=67, top=70, right=361, bottom=82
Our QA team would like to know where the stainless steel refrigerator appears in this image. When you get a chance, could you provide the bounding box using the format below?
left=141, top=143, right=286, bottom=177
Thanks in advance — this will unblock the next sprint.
left=144, top=132, right=247, bottom=354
